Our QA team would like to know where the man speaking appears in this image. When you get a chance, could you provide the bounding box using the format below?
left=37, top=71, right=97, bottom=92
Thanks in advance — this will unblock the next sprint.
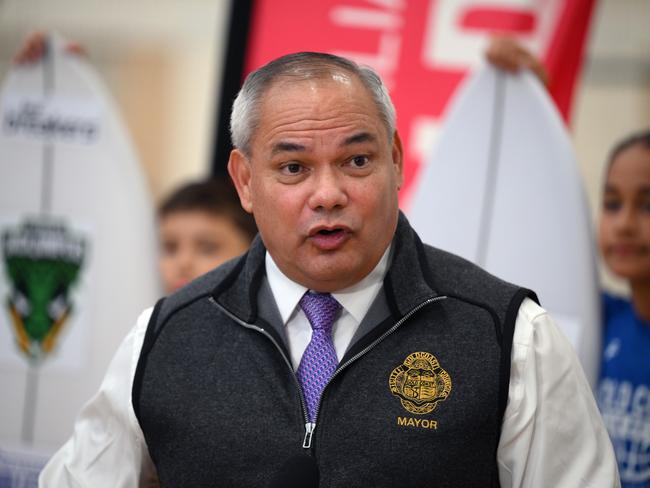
left=40, top=52, right=619, bottom=487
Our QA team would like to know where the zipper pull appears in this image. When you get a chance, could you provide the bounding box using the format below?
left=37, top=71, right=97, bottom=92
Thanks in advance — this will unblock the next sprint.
left=302, top=422, right=316, bottom=449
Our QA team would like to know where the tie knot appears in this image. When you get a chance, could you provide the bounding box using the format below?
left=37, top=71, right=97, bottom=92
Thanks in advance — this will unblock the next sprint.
left=299, top=292, right=341, bottom=333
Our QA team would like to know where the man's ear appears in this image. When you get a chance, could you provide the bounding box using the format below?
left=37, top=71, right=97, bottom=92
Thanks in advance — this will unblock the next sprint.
left=392, top=131, right=404, bottom=190
left=227, top=149, right=254, bottom=213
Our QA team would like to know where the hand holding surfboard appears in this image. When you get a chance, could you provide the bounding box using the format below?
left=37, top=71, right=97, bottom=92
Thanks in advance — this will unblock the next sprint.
left=407, top=64, right=600, bottom=387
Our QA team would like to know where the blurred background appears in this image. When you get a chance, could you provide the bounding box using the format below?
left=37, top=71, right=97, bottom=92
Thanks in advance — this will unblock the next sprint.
left=0, top=0, right=230, bottom=201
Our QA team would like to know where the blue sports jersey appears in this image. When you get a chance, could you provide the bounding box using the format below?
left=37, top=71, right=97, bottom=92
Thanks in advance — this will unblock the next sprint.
left=598, top=293, right=650, bottom=487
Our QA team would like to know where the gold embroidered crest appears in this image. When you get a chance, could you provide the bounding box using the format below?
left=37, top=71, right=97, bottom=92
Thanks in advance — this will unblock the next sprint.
left=389, top=352, right=452, bottom=414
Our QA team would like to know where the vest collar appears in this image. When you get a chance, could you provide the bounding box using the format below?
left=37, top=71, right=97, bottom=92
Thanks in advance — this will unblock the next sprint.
left=383, top=212, right=440, bottom=317
left=210, top=211, right=440, bottom=324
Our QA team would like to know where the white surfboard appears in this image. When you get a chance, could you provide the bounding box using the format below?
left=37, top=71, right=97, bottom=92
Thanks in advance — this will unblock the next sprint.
left=0, top=34, right=159, bottom=456
left=407, top=65, right=601, bottom=387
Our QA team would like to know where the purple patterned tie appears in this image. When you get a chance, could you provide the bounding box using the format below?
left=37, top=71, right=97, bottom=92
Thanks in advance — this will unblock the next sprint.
left=296, top=291, right=341, bottom=423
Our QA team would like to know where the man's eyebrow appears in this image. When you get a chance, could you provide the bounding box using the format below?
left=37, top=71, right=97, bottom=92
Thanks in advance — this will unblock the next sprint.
left=271, top=141, right=307, bottom=155
left=270, top=133, right=376, bottom=155
left=342, top=132, right=376, bottom=146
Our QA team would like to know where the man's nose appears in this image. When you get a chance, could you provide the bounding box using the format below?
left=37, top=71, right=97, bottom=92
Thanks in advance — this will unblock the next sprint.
left=308, top=167, right=348, bottom=211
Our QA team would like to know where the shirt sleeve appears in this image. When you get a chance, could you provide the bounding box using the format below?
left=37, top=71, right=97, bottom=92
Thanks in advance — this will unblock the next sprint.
left=39, top=307, right=157, bottom=488
left=497, top=298, right=620, bottom=487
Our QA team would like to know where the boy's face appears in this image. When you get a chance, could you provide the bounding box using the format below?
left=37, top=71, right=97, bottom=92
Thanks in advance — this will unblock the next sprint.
left=159, top=210, right=251, bottom=293
left=599, top=144, right=650, bottom=284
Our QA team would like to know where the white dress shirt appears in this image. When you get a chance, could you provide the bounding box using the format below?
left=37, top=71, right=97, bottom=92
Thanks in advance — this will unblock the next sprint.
left=40, top=251, right=620, bottom=487
left=265, top=247, right=391, bottom=369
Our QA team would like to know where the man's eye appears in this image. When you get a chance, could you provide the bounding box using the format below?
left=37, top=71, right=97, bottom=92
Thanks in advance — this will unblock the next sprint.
left=281, top=163, right=303, bottom=175
left=349, top=155, right=369, bottom=168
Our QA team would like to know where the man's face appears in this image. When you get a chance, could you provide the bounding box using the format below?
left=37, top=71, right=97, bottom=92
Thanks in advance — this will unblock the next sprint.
left=598, top=144, right=650, bottom=285
left=229, top=74, right=403, bottom=292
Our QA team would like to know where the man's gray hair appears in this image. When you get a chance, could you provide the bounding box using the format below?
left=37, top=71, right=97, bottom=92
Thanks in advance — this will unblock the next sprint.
left=230, top=52, right=396, bottom=156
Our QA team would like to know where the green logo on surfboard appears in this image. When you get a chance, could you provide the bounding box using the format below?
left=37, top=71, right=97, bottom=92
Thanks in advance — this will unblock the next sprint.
left=2, top=219, right=86, bottom=362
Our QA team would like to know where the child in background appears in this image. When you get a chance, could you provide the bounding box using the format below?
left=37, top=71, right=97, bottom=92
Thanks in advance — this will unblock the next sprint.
left=158, top=179, right=257, bottom=293
left=486, top=41, right=647, bottom=484
left=597, top=130, right=650, bottom=487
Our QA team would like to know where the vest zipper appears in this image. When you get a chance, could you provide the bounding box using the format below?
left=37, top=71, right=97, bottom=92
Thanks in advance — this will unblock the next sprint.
left=207, top=296, right=311, bottom=431
left=308, top=295, right=447, bottom=443
left=208, top=294, right=447, bottom=450
left=302, top=422, right=316, bottom=448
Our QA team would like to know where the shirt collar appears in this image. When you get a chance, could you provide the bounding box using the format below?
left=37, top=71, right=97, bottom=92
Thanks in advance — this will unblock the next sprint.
left=265, top=245, right=392, bottom=325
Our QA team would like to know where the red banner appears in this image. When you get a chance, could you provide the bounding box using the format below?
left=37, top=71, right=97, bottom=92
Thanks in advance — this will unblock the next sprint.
left=245, top=0, right=595, bottom=203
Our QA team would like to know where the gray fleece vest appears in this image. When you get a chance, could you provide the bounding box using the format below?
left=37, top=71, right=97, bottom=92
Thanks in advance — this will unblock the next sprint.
left=133, top=213, right=536, bottom=487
